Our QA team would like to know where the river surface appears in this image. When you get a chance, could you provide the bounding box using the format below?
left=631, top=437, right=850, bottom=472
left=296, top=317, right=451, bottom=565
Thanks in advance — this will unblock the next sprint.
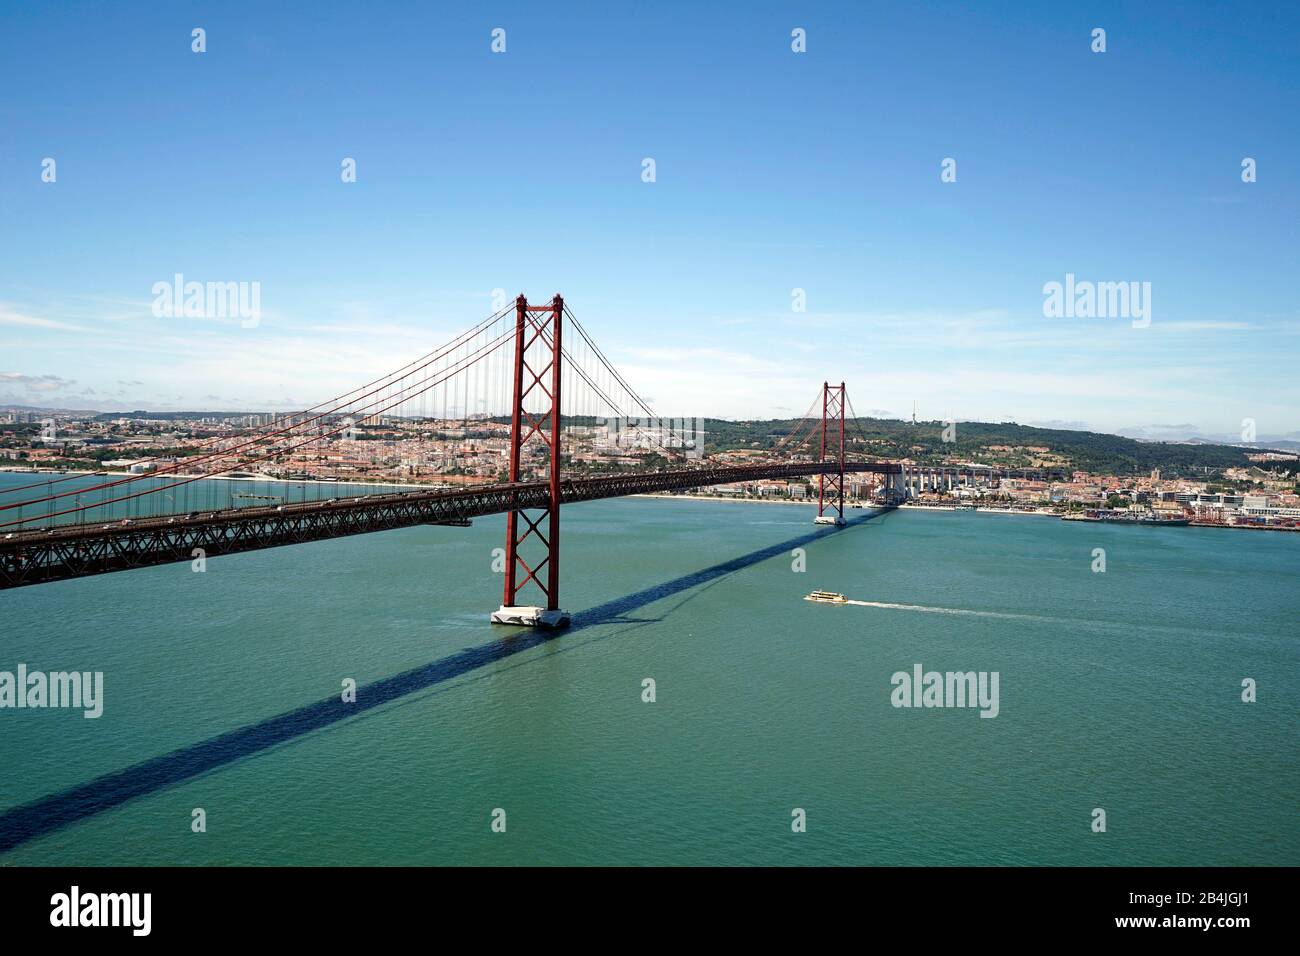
left=1, top=474, right=1297, bottom=865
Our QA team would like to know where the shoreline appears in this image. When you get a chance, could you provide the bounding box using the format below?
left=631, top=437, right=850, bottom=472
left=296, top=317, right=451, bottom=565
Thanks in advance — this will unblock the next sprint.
left=630, top=493, right=894, bottom=512
left=630, top=493, right=822, bottom=508
left=629, top=494, right=1057, bottom=518
left=9, top=472, right=1297, bottom=534
left=902, top=504, right=1058, bottom=517
left=630, top=496, right=1300, bottom=534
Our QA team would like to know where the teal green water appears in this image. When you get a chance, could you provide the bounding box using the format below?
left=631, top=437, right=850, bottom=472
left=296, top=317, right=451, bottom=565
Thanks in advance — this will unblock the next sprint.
left=1, top=473, right=415, bottom=528
left=2, top=477, right=1297, bottom=865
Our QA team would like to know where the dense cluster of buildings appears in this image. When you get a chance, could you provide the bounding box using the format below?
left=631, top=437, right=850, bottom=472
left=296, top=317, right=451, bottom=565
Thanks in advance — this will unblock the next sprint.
left=3, top=413, right=1297, bottom=529
left=904, top=463, right=1300, bottom=529
left=0, top=411, right=695, bottom=487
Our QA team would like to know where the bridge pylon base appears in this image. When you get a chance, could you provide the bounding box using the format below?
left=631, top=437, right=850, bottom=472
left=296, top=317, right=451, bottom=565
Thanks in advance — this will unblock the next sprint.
left=490, top=605, right=572, bottom=629
left=813, top=515, right=846, bottom=526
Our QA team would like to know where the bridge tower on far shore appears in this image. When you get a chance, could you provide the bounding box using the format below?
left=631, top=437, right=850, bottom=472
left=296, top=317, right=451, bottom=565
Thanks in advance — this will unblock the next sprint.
left=814, top=381, right=847, bottom=526
left=491, top=294, right=571, bottom=629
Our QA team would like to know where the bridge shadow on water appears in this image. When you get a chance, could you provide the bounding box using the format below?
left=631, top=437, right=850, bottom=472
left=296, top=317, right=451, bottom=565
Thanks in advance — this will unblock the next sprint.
left=0, top=510, right=889, bottom=855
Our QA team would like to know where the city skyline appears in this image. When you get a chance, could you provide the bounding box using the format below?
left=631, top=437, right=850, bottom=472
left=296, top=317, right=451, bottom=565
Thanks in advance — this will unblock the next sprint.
left=2, top=2, right=1297, bottom=435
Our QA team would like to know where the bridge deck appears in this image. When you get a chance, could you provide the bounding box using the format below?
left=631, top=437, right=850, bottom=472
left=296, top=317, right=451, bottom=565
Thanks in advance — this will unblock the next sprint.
left=0, top=461, right=900, bottom=589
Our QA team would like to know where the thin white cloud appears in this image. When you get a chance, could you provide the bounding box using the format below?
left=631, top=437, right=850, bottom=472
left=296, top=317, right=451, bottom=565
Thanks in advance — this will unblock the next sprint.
left=0, top=305, right=90, bottom=333
left=1151, top=321, right=1251, bottom=332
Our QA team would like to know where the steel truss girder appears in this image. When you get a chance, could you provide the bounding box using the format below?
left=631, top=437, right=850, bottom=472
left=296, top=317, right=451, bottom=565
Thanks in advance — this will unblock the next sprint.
left=0, top=461, right=899, bottom=590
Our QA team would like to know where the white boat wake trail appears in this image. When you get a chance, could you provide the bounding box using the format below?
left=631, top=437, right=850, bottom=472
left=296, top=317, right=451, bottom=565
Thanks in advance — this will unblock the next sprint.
left=839, top=596, right=1253, bottom=643
left=844, top=599, right=1057, bottom=623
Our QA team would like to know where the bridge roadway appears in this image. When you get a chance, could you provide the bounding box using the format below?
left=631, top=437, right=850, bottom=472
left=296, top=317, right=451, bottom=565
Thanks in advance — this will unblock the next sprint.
left=0, top=461, right=901, bottom=589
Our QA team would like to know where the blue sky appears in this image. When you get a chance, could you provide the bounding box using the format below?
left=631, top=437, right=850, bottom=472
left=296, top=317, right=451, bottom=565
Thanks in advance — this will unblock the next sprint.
left=1, top=1, right=1297, bottom=439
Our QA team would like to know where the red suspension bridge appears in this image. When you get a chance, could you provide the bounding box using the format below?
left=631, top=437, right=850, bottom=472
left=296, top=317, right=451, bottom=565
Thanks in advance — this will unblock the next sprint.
left=0, top=296, right=906, bottom=621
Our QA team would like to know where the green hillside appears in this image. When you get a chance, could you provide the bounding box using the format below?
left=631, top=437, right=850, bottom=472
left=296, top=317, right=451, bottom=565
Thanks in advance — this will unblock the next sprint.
left=703, top=417, right=1253, bottom=477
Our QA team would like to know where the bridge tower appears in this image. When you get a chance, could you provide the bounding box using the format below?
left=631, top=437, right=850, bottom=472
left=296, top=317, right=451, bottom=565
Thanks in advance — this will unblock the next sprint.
left=814, top=381, right=847, bottom=525
left=491, top=294, right=571, bottom=628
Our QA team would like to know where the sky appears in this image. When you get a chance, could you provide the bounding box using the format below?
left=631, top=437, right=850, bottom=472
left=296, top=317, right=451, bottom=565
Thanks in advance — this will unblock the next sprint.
left=1, top=1, right=1297, bottom=440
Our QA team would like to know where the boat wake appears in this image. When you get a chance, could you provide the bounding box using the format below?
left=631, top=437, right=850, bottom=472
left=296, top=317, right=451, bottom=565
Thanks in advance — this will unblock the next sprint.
left=843, top=599, right=1054, bottom=623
